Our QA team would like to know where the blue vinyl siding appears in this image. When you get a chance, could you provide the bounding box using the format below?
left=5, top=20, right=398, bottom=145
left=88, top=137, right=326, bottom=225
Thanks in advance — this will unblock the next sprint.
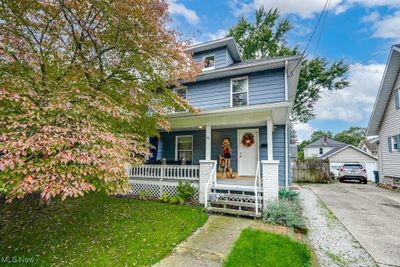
left=185, top=68, right=285, bottom=111
left=193, top=47, right=227, bottom=69
left=158, top=130, right=205, bottom=164
left=226, top=48, right=234, bottom=66
left=157, top=125, right=287, bottom=186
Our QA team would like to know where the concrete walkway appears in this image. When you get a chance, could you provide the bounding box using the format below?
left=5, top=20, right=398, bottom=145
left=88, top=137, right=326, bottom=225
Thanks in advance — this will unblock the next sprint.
left=154, top=215, right=254, bottom=267
left=307, top=183, right=400, bottom=267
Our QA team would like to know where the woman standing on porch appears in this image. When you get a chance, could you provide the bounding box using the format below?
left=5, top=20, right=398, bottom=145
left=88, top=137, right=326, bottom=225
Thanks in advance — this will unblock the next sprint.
left=223, top=137, right=234, bottom=178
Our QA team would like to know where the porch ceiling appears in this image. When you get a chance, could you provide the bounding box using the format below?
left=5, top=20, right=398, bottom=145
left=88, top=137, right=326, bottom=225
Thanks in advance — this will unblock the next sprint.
left=166, top=102, right=290, bottom=130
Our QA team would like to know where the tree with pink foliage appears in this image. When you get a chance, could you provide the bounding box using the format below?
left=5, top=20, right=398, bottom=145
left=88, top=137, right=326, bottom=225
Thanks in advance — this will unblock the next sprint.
left=0, top=0, right=201, bottom=204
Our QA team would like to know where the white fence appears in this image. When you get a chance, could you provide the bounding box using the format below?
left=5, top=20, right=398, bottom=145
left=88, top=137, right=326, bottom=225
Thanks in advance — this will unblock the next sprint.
left=128, top=165, right=200, bottom=200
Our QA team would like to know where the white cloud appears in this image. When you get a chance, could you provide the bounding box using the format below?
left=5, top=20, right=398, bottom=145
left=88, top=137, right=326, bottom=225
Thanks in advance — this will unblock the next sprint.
left=360, top=11, right=380, bottom=23
left=294, top=123, right=316, bottom=142
left=229, top=0, right=400, bottom=19
left=371, top=11, right=400, bottom=40
left=314, top=64, right=385, bottom=123
left=167, top=0, right=200, bottom=25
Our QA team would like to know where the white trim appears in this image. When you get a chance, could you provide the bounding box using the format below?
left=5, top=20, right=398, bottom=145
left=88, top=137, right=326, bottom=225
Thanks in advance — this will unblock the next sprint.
left=169, top=101, right=291, bottom=118
left=321, top=145, right=378, bottom=160
left=202, top=53, right=215, bottom=71
left=237, top=128, right=260, bottom=176
left=175, top=135, right=193, bottom=161
left=230, top=76, right=249, bottom=108
left=285, top=124, right=288, bottom=187
left=205, top=125, right=212, bottom=160
left=284, top=60, right=288, bottom=102
left=267, top=120, right=274, bottom=160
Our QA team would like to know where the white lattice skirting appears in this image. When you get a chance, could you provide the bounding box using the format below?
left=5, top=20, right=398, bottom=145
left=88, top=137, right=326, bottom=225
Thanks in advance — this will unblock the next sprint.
left=128, top=179, right=200, bottom=201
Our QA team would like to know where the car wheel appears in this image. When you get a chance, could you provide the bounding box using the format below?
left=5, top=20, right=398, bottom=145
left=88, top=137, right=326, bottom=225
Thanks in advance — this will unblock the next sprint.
left=339, top=179, right=343, bottom=183
left=363, top=180, right=367, bottom=184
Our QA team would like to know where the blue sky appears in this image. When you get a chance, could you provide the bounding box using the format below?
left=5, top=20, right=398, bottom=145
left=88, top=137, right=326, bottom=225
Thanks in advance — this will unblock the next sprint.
left=167, top=0, right=400, bottom=141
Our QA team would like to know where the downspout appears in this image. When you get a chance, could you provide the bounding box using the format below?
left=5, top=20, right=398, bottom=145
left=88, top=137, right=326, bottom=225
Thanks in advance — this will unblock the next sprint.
left=284, top=60, right=289, bottom=187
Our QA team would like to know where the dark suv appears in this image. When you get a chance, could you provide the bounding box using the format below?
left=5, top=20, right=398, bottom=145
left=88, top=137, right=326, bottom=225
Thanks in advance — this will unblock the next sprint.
left=338, top=163, right=368, bottom=184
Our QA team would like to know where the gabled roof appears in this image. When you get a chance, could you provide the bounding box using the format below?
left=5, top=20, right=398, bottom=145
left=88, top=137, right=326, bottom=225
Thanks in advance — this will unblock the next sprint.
left=358, top=139, right=378, bottom=152
left=187, top=37, right=241, bottom=62
left=305, top=137, right=346, bottom=148
left=367, top=44, right=400, bottom=136
left=320, top=145, right=378, bottom=160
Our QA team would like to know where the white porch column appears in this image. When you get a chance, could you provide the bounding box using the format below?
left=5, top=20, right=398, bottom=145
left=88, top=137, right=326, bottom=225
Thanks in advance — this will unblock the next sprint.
left=261, top=160, right=279, bottom=202
left=267, top=120, right=274, bottom=160
left=198, top=160, right=216, bottom=204
left=205, top=125, right=212, bottom=160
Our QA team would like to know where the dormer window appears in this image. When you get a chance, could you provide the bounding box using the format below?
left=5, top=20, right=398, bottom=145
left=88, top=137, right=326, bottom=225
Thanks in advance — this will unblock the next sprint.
left=203, top=55, right=215, bottom=71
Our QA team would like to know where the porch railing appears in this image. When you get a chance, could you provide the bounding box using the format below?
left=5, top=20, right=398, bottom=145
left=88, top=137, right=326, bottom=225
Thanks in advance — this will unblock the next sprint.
left=204, top=161, right=217, bottom=208
left=254, top=161, right=261, bottom=216
left=130, top=164, right=200, bottom=181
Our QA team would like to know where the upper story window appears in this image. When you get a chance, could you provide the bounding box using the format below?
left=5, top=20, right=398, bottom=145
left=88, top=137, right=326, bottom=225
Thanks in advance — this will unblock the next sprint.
left=319, top=148, right=323, bottom=155
left=389, top=135, right=400, bottom=152
left=203, top=55, right=215, bottom=71
left=174, top=87, right=188, bottom=113
left=231, top=77, right=248, bottom=107
left=175, top=135, right=193, bottom=161
left=395, top=89, right=400, bottom=109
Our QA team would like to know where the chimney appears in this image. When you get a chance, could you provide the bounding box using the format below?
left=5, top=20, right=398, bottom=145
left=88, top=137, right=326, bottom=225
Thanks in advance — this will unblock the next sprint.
left=323, top=135, right=328, bottom=145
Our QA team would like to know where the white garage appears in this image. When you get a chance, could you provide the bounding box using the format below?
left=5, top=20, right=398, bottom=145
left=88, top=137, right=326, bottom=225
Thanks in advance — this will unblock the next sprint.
left=321, top=145, right=378, bottom=181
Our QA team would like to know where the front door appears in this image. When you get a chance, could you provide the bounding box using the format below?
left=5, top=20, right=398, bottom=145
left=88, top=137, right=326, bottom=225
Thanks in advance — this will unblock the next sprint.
left=237, top=129, right=259, bottom=176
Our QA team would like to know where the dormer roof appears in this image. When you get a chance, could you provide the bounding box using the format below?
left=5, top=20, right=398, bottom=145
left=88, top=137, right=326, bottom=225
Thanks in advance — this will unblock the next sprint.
left=187, top=37, right=241, bottom=62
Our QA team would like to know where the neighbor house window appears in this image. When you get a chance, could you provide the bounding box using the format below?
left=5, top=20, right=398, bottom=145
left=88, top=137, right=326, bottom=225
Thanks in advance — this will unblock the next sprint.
left=396, top=89, right=400, bottom=109
left=176, top=136, right=193, bottom=161
left=389, top=135, right=400, bottom=152
left=231, top=77, right=248, bottom=107
left=174, top=87, right=188, bottom=112
left=203, top=55, right=215, bottom=71
left=319, top=148, right=323, bottom=155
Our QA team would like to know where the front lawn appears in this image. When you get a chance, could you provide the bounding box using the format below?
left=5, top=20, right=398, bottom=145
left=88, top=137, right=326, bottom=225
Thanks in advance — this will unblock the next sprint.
left=0, top=193, right=208, bottom=266
left=225, top=228, right=312, bottom=267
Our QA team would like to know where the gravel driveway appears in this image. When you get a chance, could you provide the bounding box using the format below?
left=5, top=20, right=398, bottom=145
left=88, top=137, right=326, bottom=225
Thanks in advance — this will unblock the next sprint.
left=300, top=186, right=376, bottom=267
left=306, top=183, right=400, bottom=267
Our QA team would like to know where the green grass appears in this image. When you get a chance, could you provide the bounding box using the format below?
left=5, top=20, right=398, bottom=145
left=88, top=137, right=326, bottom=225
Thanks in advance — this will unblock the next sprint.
left=225, top=228, right=312, bottom=267
left=0, top=193, right=208, bottom=266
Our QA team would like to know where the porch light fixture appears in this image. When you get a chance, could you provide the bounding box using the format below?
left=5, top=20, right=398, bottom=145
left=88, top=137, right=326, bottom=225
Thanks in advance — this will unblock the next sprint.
left=198, top=125, right=203, bottom=129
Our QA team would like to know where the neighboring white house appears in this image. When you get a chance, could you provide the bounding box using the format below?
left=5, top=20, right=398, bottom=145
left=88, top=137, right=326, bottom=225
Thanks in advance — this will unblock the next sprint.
left=367, top=44, right=400, bottom=185
left=320, top=145, right=378, bottom=181
left=357, top=138, right=378, bottom=156
left=304, top=135, right=346, bottom=158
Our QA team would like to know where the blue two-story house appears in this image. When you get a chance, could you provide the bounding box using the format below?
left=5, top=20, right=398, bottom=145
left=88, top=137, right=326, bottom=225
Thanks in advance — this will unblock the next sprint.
left=130, top=37, right=301, bottom=216
left=158, top=37, right=299, bottom=184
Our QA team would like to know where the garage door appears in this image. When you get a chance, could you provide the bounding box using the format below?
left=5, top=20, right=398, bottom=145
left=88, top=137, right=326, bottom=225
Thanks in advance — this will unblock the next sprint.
left=365, top=162, right=378, bottom=181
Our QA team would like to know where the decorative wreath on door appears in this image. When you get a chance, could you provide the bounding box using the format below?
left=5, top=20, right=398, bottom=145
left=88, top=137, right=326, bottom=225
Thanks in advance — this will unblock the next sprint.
left=241, top=132, right=255, bottom=147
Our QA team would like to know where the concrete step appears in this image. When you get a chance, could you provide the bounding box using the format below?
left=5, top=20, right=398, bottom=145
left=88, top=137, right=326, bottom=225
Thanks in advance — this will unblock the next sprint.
left=211, top=199, right=260, bottom=208
left=207, top=206, right=261, bottom=218
left=209, top=192, right=262, bottom=202
left=210, top=184, right=262, bottom=192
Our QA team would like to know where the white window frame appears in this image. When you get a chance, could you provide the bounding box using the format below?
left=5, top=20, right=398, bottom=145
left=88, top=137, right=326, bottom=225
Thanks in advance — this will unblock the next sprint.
left=173, top=87, right=188, bottom=113
left=392, top=135, right=399, bottom=151
left=202, top=54, right=215, bottom=71
left=396, top=89, right=400, bottom=109
left=230, top=76, right=249, bottom=107
left=175, top=135, right=193, bottom=161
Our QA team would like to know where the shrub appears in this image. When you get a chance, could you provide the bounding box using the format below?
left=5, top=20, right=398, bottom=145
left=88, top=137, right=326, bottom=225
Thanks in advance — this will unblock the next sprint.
left=177, top=181, right=196, bottom=202
left=263, top=199, right=307, bottom=232
left=278, top=188, right=299, bottom=201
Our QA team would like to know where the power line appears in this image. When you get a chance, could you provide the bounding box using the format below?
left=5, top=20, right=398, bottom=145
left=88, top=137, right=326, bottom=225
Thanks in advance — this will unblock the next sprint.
left=313, top=0, right=331, bottom=56
left=347, top=47, right=389, bottom=71
left=290, top=0, right=330, bottom=76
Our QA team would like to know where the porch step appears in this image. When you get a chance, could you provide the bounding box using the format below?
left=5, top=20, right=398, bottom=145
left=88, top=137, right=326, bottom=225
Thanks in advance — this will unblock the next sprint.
left=207, top=207, right=261, bottom=218
left=209, top=192, right=262, bottom=201
left=212, top=199, right=259, bottom=208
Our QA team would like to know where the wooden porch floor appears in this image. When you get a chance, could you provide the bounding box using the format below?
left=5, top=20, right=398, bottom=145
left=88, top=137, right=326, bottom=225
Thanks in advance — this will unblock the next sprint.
left=217, top=177, right=255, bottom=187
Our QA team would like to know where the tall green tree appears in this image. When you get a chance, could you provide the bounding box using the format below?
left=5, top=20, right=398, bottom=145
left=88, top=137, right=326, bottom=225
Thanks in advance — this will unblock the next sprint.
left=228, top=8, right=349, bottom=122
left=310, top=130, right=333, bottom=142
left=334, top=127, right=366, bottom=146
left=0, top=0, right=200, bottom=203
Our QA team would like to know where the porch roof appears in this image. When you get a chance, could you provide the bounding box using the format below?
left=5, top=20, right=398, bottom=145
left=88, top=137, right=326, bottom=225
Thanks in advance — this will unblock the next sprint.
left=166, top=102, right=291, bottom=131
